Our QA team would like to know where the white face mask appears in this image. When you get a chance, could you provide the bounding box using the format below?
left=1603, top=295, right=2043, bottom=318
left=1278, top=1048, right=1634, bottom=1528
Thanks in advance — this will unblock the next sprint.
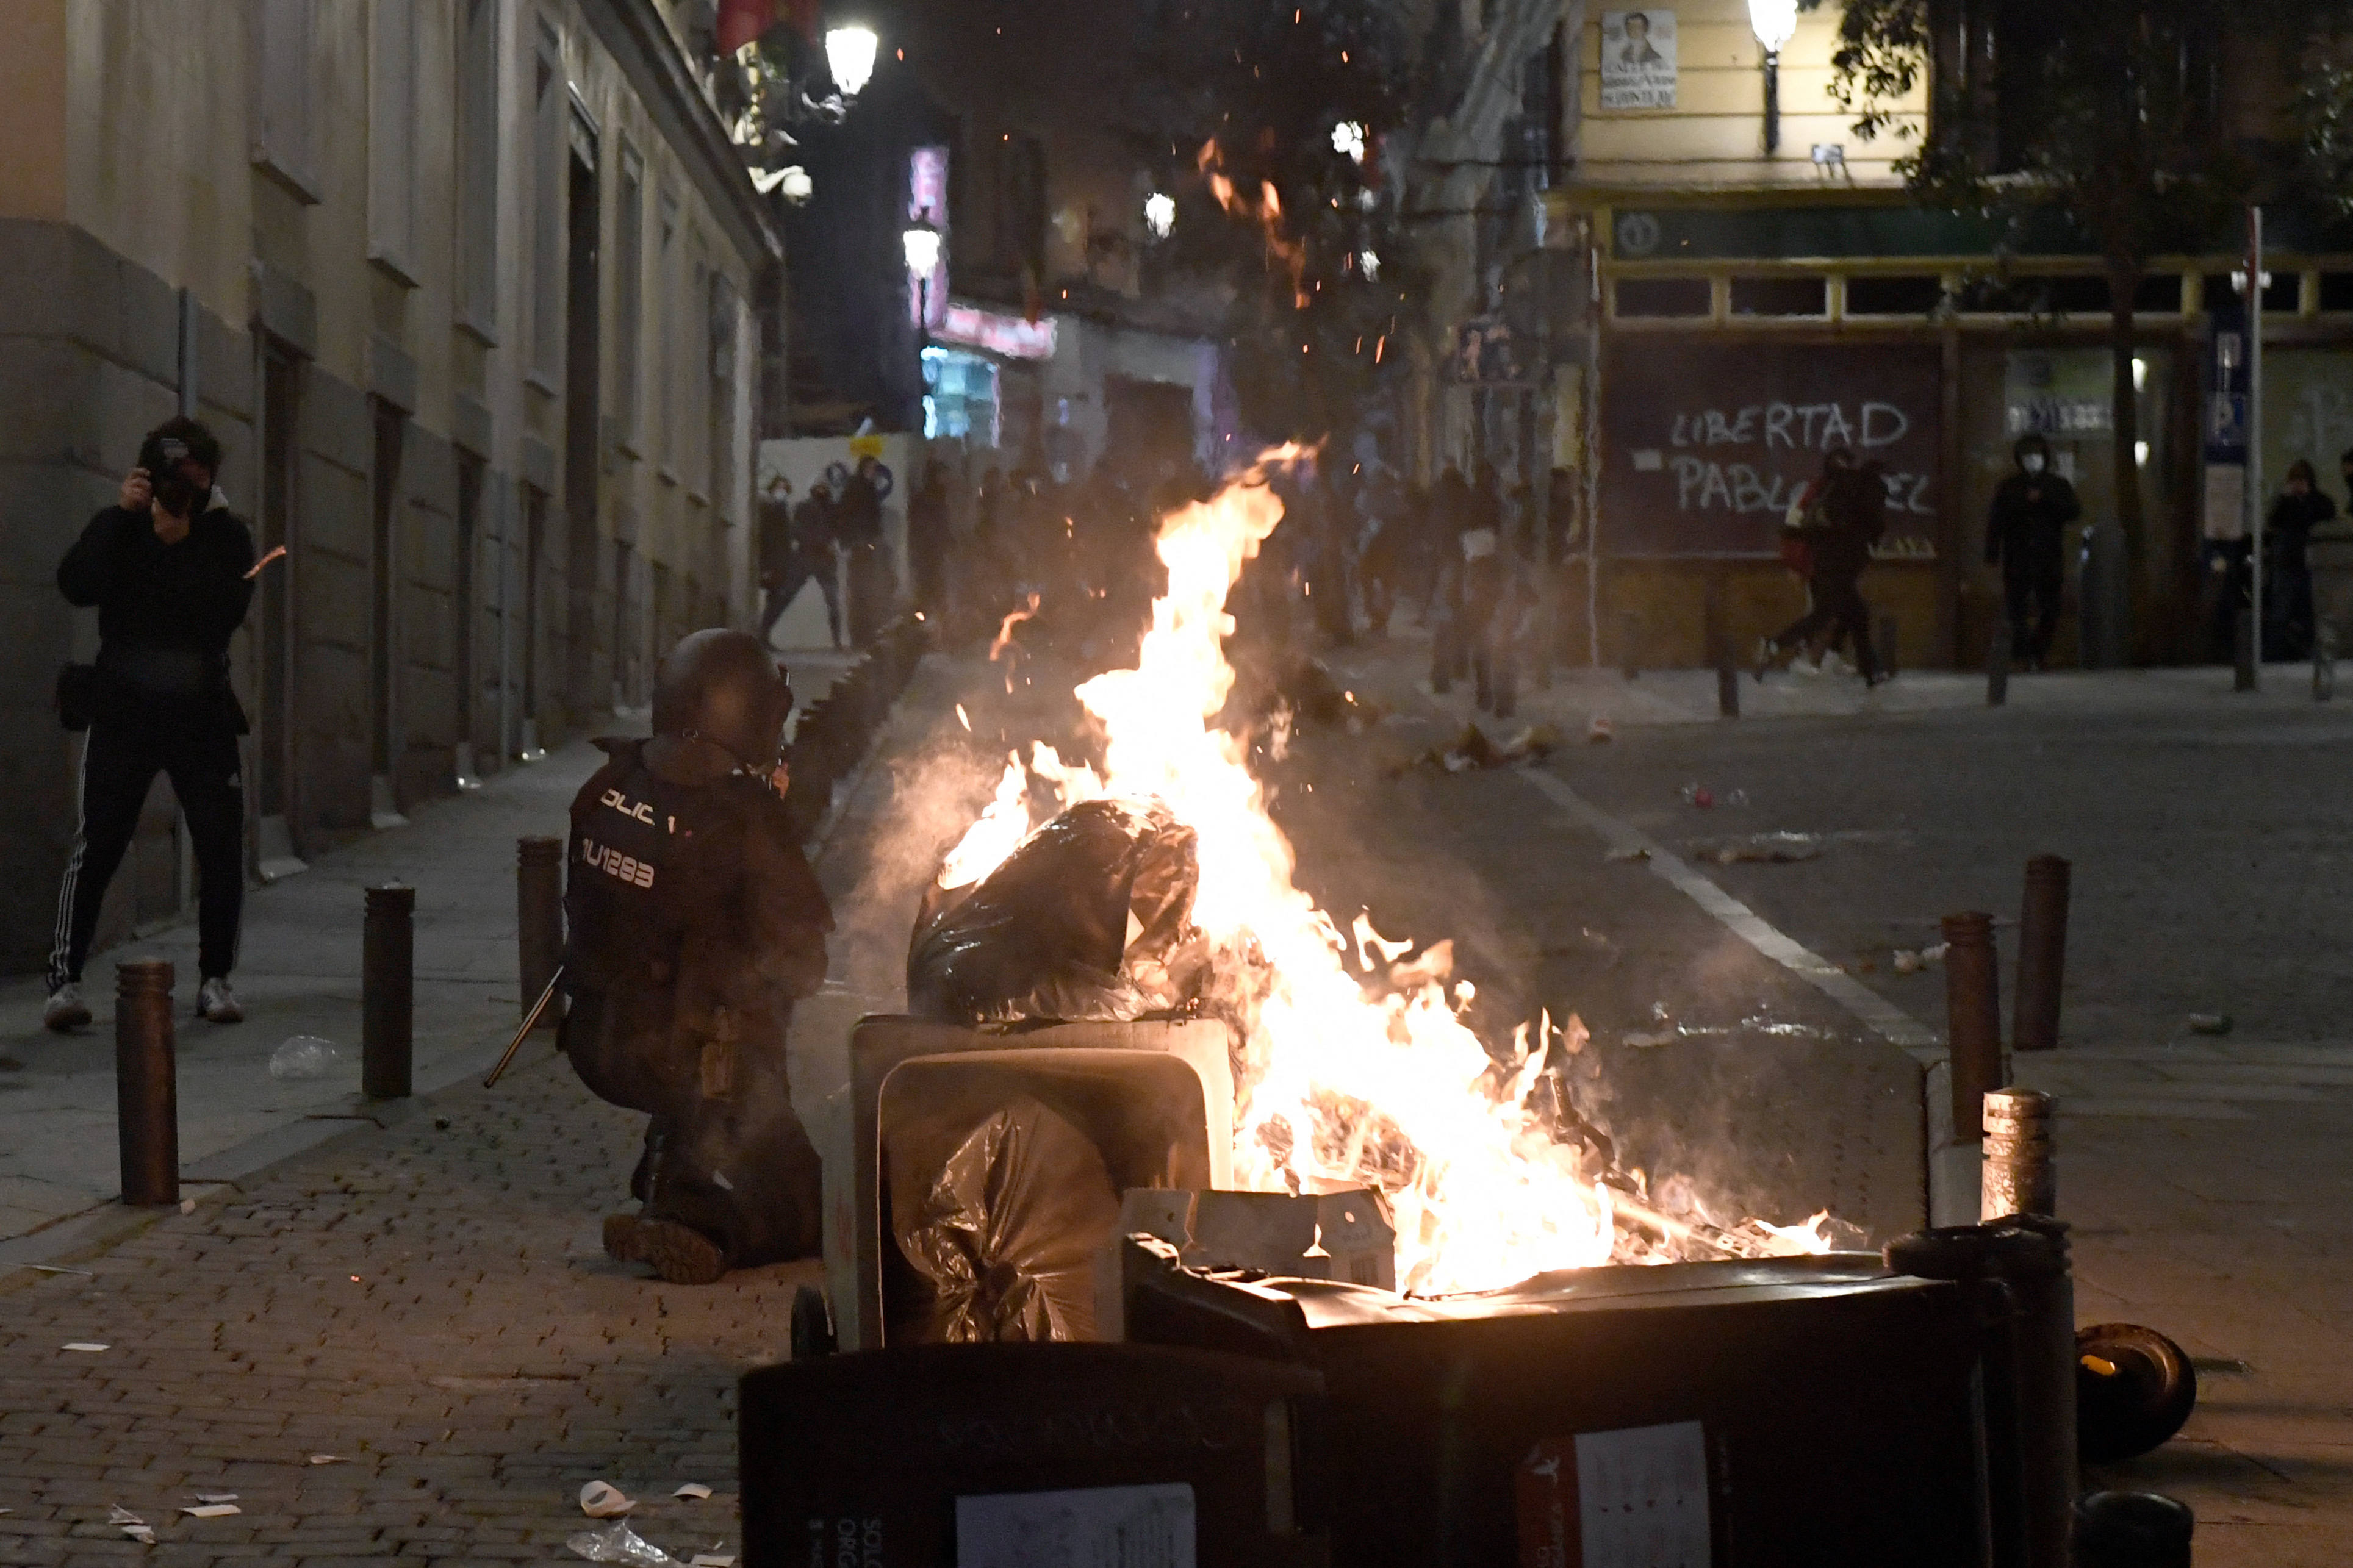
left=2022, top=453, right=2047, bottom=475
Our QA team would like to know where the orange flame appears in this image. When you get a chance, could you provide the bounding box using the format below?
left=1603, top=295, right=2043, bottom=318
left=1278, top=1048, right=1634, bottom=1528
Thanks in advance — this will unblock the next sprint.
left=989, top=593, right=1041, bottom=662
left=1198, top=141, right=1312, bottom=309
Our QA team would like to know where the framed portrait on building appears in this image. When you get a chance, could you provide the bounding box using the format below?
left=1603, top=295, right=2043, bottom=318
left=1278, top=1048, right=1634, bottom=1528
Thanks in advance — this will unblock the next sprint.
left=1600, top=10, right=1677, bottom=109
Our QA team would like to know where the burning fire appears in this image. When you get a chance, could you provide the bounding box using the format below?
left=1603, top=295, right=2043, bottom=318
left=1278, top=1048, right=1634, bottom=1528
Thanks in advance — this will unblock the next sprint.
left=1199, top=141, right=1312, bottom=309
left=936, top=454, right=1825, bottom=1294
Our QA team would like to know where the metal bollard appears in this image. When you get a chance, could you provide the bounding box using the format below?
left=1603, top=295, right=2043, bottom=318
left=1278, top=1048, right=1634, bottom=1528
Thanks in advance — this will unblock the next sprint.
left=362, top=883, right=415, bottom=1100
left=517, top=836, right=565, bottom=1031
left=114, top=958, right=178, bottom=1206
left=1880, top=614, right=1900, bottom=679
left=1983, top=1088, right=2056, bottom=1220
left=2234, top=605, right=2257, bottom=692
left=2074, top=1493, right=2193, bottom=1568
left=2316, top=623, right=2337, bottom=703
left=2014, top=854, right=2072, bottom=1054
left=1716, top=652, right=1741, bottom=718
left=1944, top=911, right=2005, bottom=1142
left=1988, top=620, right=2013, bottom=707
left=1619, top=612, right=1640, bottom=681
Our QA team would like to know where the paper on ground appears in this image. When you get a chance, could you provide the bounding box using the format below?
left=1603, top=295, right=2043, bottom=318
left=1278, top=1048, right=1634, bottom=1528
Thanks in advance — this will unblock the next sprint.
left=954, top=1483, right=1195, bottom=1568
left=672, top=1484, right=712, bottom=1502
left=182, top=1505, right=241, bottom=1519
left=580, top=1480, right=635, bottom=1517
left=62, top=1342, right=108, bottom=1353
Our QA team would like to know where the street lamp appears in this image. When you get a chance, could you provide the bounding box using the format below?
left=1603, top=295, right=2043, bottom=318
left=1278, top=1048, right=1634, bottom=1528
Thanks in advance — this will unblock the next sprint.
left=902, top=211, right=943, bottom=277
left=1747, top=0, right=1797, bottom=156
left=825, top=25, right=878, bottom=99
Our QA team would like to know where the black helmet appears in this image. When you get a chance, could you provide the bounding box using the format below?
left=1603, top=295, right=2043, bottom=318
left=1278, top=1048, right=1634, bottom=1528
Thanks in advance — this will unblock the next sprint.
left=651, top=629, right=794, bottom=771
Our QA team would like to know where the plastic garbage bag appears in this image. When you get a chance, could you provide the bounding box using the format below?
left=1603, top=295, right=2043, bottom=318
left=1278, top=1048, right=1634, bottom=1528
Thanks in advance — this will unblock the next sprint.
left=908, top=798, right=1201, bottom=1025
left=268, top=1036, right=342, bottom=1081
left=889, top=1095, right=1120, bottom=1343
left=567, top=1522, right=676, bottom=1566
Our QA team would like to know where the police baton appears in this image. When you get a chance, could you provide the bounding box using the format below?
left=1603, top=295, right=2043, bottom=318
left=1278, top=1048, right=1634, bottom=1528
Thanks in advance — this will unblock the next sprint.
left=483, top=965, right=564, bottom=1089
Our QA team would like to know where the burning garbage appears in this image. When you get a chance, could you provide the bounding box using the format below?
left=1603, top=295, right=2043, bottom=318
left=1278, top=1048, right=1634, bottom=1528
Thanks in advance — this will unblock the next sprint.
left=906, top=449, right=1836, bottom=1301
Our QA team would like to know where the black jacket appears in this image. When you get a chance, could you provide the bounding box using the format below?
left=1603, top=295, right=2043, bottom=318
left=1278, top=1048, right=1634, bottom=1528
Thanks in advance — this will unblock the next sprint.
left=58, top=503, right=255, bottom=731
left=2267, top=489, right=2335, bottom=575
left=1808, top=467, right=1887, bottom=579
left=1986, top=471, right=2082, bottom=568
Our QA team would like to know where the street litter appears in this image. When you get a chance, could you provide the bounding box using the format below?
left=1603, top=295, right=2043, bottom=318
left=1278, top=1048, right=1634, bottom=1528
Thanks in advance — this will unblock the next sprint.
left=179, top=1198, right=194, bottom=1213
left=689, top=1556, right=734, bottom=1567
left=62, top=1342, right=107, bottom=1353
left=24, top=1264, right=90, bottom=1275
left=1587, top=715, right=1614, bottom=742
left=1680, top=784, right=1751, bottom=809
left=268, top=1036, right=342, bottom=1081
left=2188, top=1014, right=2233, bottom=1036
left=306, top=1455, right=347, bottom=1466
left=1405, top=721, right=1561, bottom=774
left=120, top=1527, right=153, bottom=1544
left=109, top=1506, right=152, bottom=1542
left=1892, top=943, right=1949, bottom=975
left=579, top=1481, right=636, bottom=1517
left=192, top=1492, right=237, bottom=1503
left=108, top=1507, right=142, bottom=1525
left=567, top=1522, right=675, bottom=1566
left=1686, top=832, right=1822, bottom=865
left=671, top=1484, right=711, bottom=1502
left=181, top=1505, right=240, bottom=1519
left=1602, top=843, right=1650, bottom=863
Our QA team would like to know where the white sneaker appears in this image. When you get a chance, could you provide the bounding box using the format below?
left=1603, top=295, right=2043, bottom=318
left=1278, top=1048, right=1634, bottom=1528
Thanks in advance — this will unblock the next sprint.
left=43, top=983, right=90, bottom=1032
left=197, top=977, right=243, bottom=1023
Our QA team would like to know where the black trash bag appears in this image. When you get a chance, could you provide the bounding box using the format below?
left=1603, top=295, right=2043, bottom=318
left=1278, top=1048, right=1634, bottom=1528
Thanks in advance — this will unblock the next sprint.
left=888, top=1095, right=1121, bottom=1342
left=908, top=798, right=1202, bottom=1025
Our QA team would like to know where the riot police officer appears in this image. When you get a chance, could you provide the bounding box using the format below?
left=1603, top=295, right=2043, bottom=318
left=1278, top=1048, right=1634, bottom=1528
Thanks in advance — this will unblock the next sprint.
left=561, top=629, right=833, bottom=1284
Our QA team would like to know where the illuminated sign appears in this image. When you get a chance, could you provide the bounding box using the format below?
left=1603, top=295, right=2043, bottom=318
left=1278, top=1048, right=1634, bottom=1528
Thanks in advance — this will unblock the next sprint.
left=935, top=304, right=1058, bottom=360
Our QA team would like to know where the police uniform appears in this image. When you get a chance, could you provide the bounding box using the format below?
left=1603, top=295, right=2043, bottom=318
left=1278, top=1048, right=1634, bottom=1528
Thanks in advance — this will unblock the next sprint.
left=559, top=630, right=832, bottom=1283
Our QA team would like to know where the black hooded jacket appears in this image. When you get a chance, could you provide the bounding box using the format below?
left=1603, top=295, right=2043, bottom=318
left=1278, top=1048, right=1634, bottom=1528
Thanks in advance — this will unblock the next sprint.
left=1987, top=445, right=2082, bottom=570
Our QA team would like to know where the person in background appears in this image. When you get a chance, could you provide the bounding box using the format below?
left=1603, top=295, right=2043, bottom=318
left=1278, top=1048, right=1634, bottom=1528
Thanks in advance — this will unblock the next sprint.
left=785, top=480, right=843, bottom=649
left=906, top=468, right=951, bottom=618
left=2266, top=459, right=2335, bottom=660
left=47, top=417, right=255, bottom=1031
left=1984, top=433, right=2081, bottom=670
left=755, top=474, right=796, bottom=648
left=837, top=456, right=893, bottom=645
left=1759, top=447, right=1888, bottom=685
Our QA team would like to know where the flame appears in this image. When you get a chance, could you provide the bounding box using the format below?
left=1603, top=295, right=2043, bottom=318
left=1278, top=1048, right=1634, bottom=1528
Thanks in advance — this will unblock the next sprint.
left=1755, top=1211, right=1837, bottom=1256
left=935, top=451, right=1628, bottom=1293
left=989, top=593, right=1041, bottom=662
left=1198, top=141, right=1312, bottom=309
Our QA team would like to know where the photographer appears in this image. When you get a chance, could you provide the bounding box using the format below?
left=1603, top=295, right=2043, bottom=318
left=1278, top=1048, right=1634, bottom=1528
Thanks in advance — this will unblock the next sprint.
left=46, top=417, right=256, bottom=1031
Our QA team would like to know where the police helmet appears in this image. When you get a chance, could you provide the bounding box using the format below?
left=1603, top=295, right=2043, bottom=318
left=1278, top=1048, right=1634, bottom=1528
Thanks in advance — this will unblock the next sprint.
left=650, top=629, right=794, bottom=771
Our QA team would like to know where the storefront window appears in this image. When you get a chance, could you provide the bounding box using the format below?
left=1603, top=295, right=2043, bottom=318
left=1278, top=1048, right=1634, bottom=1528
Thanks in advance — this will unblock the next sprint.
left=922, top=347, right=1001, bottom=446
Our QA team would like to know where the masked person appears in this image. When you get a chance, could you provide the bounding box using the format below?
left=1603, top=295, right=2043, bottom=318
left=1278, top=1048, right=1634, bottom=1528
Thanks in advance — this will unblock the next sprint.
left=562, top=630, right=833, bottom=1284
left=1985, top=434, right=2082, bottom=670
left=46, top=418, right=254, bottom=1031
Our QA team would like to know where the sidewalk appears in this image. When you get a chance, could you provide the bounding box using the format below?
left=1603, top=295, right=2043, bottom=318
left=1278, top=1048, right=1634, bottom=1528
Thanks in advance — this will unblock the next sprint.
left=0, top=653, right=868, bottom=1252
left=0, top=655, right=946, bottom=1568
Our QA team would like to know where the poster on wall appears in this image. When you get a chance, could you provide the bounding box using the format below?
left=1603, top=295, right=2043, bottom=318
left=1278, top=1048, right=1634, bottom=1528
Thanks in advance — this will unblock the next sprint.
left=1600, top=10, right=1677, bottom=110
left=1600, top=340, right=1942, bottom=558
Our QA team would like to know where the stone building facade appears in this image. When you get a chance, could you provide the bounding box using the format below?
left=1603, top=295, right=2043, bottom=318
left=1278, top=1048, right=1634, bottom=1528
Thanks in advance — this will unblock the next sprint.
left=0, top=0, right=777, bottom=973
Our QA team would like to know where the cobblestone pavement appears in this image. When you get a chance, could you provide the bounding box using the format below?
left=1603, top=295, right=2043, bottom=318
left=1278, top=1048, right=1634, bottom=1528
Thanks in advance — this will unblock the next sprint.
left=0, top=656, right=901, bottom=1568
